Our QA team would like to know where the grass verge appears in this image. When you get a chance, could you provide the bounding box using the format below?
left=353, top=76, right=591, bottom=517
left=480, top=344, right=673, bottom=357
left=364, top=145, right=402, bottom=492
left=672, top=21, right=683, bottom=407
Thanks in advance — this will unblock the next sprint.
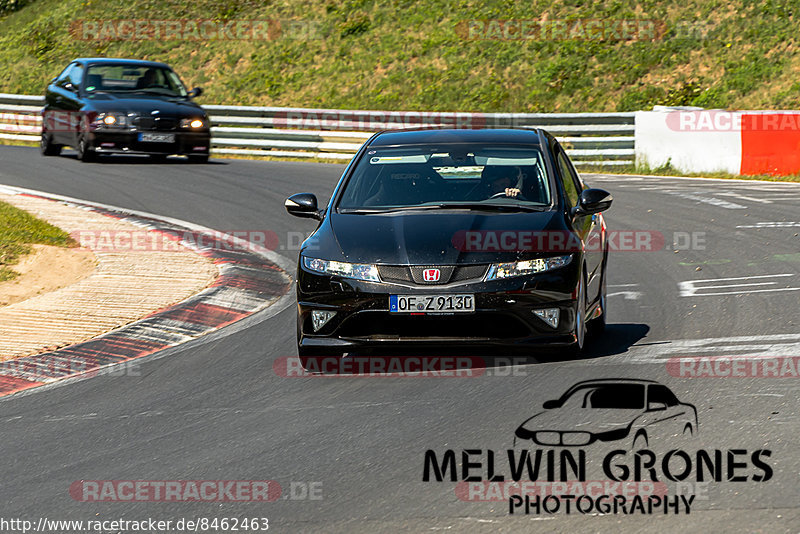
left=2, top=0, right=800, bottom=112
left=0, top=199, right=76, bottom=281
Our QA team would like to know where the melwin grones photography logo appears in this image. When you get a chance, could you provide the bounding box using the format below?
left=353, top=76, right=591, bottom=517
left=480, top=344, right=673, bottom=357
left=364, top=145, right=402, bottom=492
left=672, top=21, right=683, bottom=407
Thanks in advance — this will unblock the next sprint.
left=421, top=378, right=773, bottom=516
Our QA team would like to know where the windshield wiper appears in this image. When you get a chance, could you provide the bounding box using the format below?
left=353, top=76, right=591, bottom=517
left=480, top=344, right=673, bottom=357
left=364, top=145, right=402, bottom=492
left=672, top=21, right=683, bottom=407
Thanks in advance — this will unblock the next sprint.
left=339, top=203, right=547, bottom=214
left=131, top=89, right=179, bottom=96
left=430, top=202, right=546, bottom=212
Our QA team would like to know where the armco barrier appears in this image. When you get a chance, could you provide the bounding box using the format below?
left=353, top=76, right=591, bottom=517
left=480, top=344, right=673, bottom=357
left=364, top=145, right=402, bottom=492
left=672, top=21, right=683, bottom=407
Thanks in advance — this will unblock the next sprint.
left=0, top=93, right=633, bottom=165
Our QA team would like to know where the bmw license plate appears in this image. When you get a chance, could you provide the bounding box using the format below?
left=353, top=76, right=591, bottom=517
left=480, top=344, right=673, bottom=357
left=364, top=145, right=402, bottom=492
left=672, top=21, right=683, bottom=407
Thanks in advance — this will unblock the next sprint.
left=389, top=294, right=475, bottom=314
left=138, top=133, right=175, bottom=143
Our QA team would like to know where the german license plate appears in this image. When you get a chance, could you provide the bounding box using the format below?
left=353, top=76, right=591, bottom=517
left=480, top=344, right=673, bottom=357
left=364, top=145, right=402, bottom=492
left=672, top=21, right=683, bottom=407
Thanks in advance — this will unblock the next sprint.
left=389, top=294, right=475, bottom=314
left=139, top=133, right=175, bottom=143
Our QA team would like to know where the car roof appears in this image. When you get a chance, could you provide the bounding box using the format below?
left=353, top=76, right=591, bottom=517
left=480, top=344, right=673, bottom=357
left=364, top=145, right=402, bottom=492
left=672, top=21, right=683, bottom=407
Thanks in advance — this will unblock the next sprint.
left=563, top=378, right=661, bottom=391
left=368, top=128, right=544, bottom=146
left=73, top=58, right=171, bottom=69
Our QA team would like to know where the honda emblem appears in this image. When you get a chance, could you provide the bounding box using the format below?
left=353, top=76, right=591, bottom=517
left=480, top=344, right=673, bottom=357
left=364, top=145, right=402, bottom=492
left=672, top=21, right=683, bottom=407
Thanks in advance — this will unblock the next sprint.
left=422, top=268, right=441, bottom=282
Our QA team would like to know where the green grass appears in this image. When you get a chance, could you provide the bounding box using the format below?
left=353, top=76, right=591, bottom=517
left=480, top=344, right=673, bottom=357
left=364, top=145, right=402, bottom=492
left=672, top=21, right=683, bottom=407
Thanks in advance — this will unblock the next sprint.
left=0, top=200, right=76, bottom=281
left=1, top=0, right=800, bottom=112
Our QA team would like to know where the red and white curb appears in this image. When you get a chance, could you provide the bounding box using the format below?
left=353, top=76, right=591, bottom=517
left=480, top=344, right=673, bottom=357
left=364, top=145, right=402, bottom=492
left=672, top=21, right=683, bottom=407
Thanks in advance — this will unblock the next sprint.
left=0, top=185, right=293, bottom=398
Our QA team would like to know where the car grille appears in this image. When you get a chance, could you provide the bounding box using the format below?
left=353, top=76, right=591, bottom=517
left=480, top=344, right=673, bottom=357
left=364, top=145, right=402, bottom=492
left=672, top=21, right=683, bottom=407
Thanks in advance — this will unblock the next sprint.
left=534, top=431, right=593, bottom=446
left=378, top=264, right=488, bottom=285
left=133, top=117, right=177, bottom=131
left=336, top=312, right=530, bottom=340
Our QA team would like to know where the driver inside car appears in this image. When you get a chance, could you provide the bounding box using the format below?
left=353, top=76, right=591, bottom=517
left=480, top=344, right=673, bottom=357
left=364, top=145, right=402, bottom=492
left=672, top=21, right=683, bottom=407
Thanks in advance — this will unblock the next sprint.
left=136, top=68, right=158, bottom=89
left=481, top=165, right=524, bottom=199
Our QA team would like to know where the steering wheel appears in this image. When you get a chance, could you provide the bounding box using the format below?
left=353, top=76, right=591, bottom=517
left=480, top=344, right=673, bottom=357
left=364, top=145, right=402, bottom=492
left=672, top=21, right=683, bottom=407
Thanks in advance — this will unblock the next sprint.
left=489, top=191, right=528, bottom=200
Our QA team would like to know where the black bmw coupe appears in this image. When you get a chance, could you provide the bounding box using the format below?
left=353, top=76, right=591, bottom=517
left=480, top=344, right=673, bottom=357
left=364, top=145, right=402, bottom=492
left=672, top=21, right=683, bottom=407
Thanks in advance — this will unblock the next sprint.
left=41, top=58, right=210, bottom=162
left=286, top=128, right=612, bottom=367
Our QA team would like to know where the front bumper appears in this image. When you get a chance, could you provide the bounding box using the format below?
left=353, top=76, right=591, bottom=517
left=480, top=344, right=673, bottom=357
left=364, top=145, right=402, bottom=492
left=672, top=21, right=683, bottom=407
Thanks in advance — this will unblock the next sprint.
left=297, top=261, right=581, bottom=353
left=88, top=130, right=210, bottom=156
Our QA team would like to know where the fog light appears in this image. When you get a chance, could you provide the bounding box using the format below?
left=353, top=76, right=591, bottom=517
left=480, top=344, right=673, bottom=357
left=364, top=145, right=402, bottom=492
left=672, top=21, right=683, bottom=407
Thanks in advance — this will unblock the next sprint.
left=311, top=310, right=336, bottom=332
left=533, top=308, right=559, bottom=328
left=103, top=115, right=117, bottom=125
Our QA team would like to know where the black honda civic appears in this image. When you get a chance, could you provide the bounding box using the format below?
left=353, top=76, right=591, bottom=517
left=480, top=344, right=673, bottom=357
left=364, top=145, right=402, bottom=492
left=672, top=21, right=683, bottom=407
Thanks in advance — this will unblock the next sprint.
left=285, top=128, right=612, bottom=368
left=41, top=58, right=210, bottom=162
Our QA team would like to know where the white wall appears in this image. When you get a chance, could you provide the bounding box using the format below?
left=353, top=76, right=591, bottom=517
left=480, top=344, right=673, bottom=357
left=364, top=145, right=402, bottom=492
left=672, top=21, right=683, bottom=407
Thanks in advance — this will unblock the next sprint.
left=635, top=110, right=741, bottom=174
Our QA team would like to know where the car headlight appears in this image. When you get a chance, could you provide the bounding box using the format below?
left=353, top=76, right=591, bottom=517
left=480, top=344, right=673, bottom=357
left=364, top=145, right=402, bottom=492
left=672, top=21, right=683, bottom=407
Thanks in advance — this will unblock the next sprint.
left=95, top=113, right=127, bottom=127
left=485, top=255, right=572, bottom=280
left=180, top=118, right=206, bottom=129
left=302, top=257, right=380, bottom=282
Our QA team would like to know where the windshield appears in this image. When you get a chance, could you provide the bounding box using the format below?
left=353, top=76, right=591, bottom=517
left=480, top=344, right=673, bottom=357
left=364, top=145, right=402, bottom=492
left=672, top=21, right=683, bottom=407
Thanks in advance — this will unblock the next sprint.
left=560, top=384, right=645, bottom=410
left=83, top=64, right=188, bottom=97
left=337, top=145, right=552, bottom=212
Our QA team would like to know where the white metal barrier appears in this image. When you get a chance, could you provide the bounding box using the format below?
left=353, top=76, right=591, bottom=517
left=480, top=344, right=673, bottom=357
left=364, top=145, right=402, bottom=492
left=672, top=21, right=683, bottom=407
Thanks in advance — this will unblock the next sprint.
left=0, top=93, right=634, bottom=165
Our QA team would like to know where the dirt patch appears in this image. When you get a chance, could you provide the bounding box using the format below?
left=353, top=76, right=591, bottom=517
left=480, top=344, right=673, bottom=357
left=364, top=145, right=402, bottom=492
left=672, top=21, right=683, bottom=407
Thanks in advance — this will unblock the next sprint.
left=0, top=245, right=96, bottom=307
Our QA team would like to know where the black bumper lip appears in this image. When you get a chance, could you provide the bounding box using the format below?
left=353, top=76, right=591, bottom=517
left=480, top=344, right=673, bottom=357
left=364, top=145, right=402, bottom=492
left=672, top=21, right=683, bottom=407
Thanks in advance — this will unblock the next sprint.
left=89, top=130, right=210, bottom=155
left=299, top=333, right=577, bottom=350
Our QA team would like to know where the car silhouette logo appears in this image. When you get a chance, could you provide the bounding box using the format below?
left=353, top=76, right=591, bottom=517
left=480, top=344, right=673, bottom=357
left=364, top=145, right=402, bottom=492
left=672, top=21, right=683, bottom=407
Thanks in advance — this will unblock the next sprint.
left=423, top=269, right=441, bottom=282
left=514, top=379, right=698, bottom=449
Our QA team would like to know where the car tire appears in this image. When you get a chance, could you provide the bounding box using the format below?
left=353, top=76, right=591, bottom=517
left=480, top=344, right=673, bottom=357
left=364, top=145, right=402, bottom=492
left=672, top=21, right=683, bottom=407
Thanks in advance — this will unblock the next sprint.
left=41, top=131, right=62, bottom=156
left=587, top=264, right=607, bottom=337
left=76, top=133, right=96, bottom=162
left=565, top=269, right=587, bottom=357
left=188, top=154, right=209, bottom=164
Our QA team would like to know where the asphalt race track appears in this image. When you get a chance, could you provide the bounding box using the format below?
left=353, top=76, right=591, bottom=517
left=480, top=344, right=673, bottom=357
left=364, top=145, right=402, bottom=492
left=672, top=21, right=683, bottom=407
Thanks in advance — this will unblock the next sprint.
left=1, top=144, right=799, bottom=532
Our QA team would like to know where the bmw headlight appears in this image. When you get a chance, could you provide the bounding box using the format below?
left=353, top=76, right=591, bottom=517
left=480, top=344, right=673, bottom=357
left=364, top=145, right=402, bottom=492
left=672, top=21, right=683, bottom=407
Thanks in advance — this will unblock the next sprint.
left=180, top=118, right=206, bottom=129
left=485, top=255, right=572, bottom=280
left=94, top=113, right=127, bottom=128
left=302, top=257, right=380, bottom=282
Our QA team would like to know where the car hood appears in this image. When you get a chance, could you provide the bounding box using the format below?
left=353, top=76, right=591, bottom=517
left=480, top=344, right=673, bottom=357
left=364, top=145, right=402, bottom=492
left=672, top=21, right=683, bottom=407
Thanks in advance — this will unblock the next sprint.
left=516, top=408, right=643, bottom=437
left=85, top=93, right=205, bottom=117
left=307, top=210, right=567, bottom=265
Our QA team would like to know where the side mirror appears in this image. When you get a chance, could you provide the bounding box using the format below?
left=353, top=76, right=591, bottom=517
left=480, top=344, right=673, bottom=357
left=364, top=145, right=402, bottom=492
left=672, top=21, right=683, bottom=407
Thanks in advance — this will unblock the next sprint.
left=542, top=399, right=561, bottom=409
left=647, top=401, right=667, bottom=412
left=572, top=188, right=612, bottom=216
left=188, top=87, right=203, bottom=98
left=285, top=193, right=323, bottom=220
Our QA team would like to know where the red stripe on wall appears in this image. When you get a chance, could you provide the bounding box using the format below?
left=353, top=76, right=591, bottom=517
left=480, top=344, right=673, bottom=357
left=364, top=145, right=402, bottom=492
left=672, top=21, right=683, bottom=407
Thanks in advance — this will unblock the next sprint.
left=741, top=113, right=800, bottom=175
